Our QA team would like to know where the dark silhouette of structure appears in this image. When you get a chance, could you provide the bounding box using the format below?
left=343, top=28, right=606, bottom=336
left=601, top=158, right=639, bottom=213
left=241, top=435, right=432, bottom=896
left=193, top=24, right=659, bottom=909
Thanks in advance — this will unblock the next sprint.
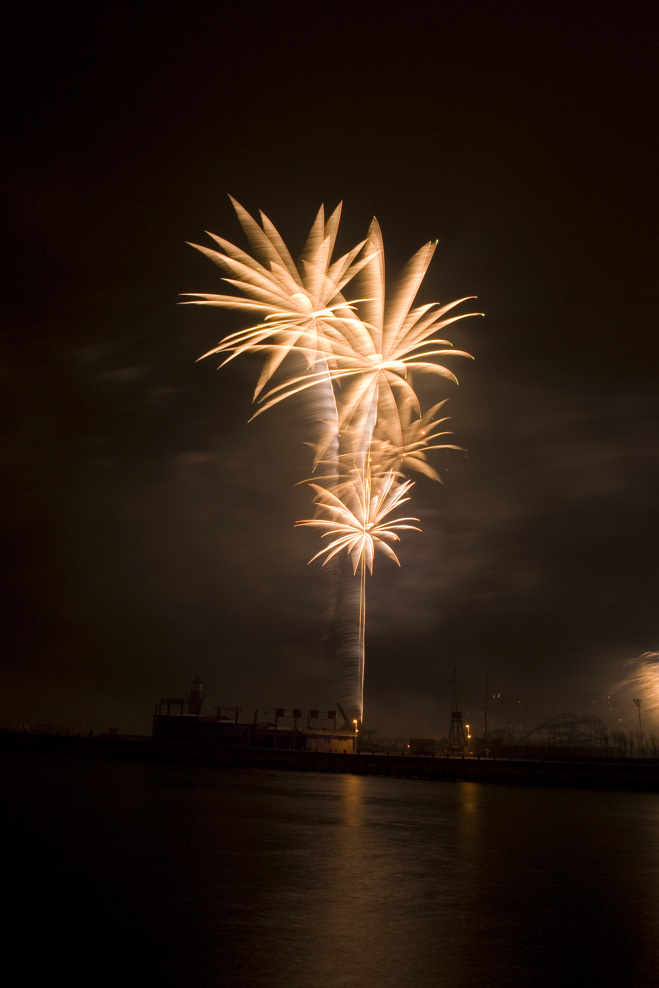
left=445, top=668, right=468, bottom=754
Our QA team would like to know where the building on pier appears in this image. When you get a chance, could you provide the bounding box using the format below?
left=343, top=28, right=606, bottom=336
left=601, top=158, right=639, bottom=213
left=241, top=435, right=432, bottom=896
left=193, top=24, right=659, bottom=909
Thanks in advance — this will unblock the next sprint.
left=151, top=681, right=356, bottom=752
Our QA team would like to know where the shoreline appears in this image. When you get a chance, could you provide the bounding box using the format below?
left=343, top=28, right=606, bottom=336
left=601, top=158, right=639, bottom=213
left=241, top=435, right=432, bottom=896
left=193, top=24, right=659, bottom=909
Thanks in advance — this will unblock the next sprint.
left=3, top=730, right=659, bottom=792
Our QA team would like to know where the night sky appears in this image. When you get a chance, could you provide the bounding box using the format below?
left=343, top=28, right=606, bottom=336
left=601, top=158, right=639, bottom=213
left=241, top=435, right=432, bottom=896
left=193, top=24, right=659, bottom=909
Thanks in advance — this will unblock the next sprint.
left=3, top=1, right=657, bottom=739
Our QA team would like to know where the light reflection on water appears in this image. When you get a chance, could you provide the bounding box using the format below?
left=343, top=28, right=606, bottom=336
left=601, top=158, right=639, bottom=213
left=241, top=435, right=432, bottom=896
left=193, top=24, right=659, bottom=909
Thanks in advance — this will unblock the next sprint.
left=5, top=754, right=659, bottom=987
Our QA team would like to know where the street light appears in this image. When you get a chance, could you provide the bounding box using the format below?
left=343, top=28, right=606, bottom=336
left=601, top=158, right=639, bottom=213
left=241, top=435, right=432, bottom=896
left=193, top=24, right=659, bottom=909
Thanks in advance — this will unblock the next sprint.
left=353, top=719, right=359, bottom=754
left=633, top=698, right=643, bottom=753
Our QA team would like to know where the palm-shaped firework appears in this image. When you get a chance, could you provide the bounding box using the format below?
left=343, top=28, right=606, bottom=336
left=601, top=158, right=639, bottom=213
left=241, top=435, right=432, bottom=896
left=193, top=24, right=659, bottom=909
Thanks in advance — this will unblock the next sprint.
left=251, top=218, right=479, bottom=460
left=183, top=198, right=371, bottom=404
left=369, top=399, right=462, bottom=482
left=296, top=465, right=420, bottom=720
left=186, top=198, right=480, bottom=725
left=305, top=400, right=460, bottom=488
left=297, top=468, right=420, bottom=574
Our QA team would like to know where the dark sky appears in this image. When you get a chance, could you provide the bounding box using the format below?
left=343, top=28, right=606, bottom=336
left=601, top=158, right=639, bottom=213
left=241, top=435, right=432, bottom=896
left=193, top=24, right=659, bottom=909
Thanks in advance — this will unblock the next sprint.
left=3, top=0, right=658, bottom=738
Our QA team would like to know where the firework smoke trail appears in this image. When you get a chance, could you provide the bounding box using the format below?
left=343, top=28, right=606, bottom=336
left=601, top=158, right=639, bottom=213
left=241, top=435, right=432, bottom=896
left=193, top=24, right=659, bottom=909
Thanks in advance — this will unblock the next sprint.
left=185, top=199, right=480, bottom=724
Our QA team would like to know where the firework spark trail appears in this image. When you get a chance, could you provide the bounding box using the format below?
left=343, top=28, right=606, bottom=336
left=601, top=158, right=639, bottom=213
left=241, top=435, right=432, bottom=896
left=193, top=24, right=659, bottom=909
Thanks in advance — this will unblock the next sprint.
left=296, top=464, right=421, bottom=723
left=186, top=199, right=480, bottom=724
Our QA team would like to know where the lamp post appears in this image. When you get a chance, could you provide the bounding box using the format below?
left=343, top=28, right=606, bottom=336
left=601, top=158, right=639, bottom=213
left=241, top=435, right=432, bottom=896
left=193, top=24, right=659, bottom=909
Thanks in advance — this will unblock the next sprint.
left=353, top=719, right=359, bottom=754
left=633, top=698, right=643, bottom=754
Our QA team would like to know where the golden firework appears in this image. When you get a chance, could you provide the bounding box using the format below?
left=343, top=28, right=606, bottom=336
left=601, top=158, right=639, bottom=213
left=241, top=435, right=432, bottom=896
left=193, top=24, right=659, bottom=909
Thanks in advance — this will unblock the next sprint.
left=296, top=467, right=420, bottom=575
left=186, top=200, right=479, bottom=724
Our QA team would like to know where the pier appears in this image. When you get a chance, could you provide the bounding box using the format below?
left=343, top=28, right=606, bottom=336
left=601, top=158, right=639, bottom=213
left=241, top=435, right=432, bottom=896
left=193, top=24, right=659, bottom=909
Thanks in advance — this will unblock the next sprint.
left=4, top=731, right=659, bottom=792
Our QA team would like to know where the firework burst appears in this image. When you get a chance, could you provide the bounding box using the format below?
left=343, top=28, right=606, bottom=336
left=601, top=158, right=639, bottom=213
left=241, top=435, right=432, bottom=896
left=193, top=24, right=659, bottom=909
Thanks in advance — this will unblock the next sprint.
left=296, top=467, right=420, bottom=574
left=182, top=198, right=372, bottom=403
left=186, top=199, right=480, bottom=724
left=250, top=218, right=479, bottom=461
left=296, top=464, right=420, bottom=726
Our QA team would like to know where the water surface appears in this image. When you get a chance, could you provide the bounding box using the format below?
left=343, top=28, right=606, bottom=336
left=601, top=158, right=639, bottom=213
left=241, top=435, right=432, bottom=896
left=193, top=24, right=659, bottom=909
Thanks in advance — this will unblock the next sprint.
left=4, top=753, right=659, bottom=986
